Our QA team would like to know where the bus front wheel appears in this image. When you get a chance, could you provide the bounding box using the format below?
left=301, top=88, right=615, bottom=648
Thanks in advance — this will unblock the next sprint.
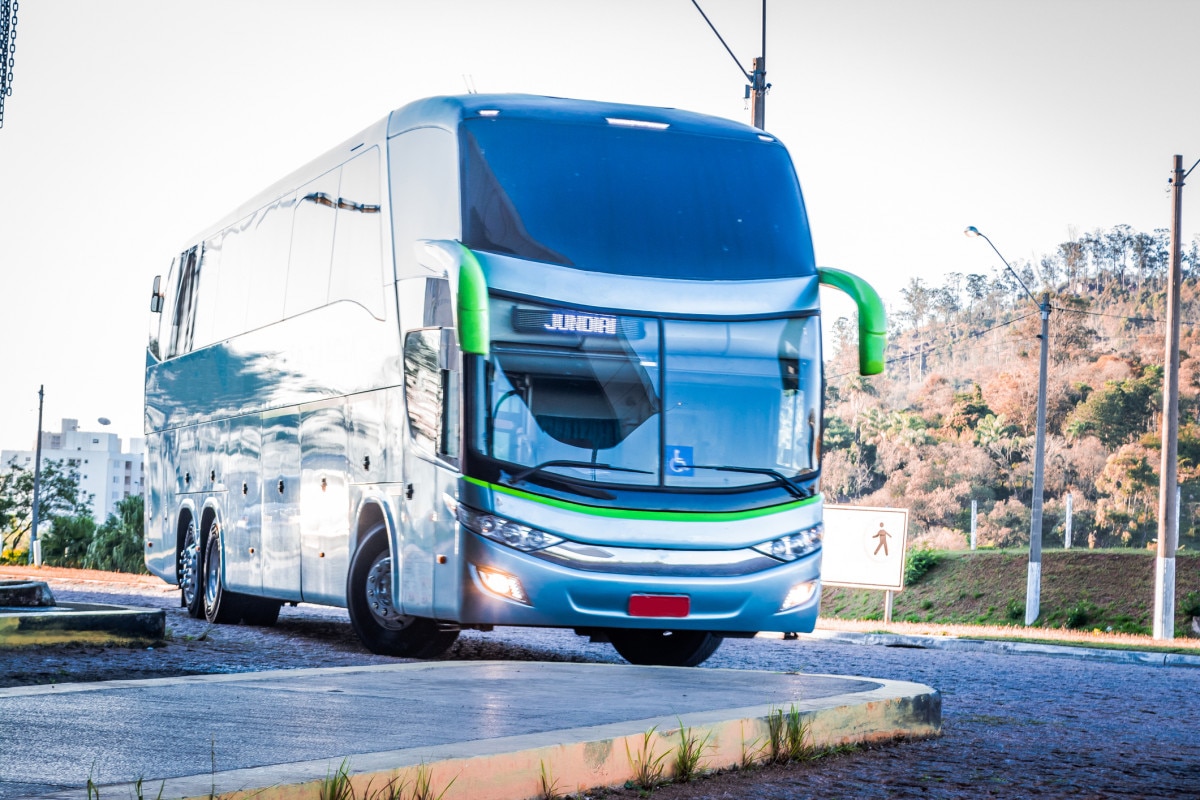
left=347, top=529, right=458, bottom=658
left=607, top=629, right=723, bottom=667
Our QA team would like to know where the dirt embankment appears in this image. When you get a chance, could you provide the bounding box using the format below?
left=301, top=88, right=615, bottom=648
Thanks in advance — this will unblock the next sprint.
left=822, top=550, right=1200, bottom=635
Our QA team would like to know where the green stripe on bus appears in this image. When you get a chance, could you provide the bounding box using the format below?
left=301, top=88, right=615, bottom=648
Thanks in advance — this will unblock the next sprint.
left=463, top=476, right=820, bottom=521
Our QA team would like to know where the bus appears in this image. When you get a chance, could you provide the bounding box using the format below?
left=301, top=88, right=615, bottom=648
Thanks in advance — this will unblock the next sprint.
left=144, top=94, right=885, bottom=667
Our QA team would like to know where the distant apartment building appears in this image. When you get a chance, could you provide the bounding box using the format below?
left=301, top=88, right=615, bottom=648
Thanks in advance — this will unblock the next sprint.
left=1, top=418, right=145, bottom=522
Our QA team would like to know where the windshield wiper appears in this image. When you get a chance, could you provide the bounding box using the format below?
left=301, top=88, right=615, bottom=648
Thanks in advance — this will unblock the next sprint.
left=690, top=464, right=810, bottom=500
left=506, top=460, right=653, bottom=486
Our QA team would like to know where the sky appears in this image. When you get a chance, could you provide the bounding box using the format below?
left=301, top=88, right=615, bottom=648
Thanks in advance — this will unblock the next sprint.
left=0, top=0, right=1198, bottom=450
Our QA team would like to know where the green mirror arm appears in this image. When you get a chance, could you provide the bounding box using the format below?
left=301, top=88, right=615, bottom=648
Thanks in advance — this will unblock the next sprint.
left=818, top=267, right=887, bottom=375
left=457, top=244, right=490, bottom=357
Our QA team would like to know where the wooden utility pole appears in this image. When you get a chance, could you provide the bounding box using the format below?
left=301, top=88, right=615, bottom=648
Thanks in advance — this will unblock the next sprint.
left=1154, top=155, right=1185, bottom=640
left=691, top=0, right=769, bottom=130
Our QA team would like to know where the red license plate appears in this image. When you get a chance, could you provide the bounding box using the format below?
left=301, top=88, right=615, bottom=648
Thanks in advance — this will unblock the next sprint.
left=628, top=594, right=690, bottom=618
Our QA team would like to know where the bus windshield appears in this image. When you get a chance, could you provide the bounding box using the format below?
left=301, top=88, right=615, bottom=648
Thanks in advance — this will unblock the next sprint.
left=473, top=298, right=821, bottom=492
left=461, top=117, right=815, bottom=280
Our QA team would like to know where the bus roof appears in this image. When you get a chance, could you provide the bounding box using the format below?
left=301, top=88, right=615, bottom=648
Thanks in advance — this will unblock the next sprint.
left=387, top=94, right=772, bottom=141
left=178, top=94, right=773, bottom=253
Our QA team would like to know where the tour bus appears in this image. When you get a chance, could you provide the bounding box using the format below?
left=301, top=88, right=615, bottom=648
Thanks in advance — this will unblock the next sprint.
left=144, top=94, right=885, bottom=667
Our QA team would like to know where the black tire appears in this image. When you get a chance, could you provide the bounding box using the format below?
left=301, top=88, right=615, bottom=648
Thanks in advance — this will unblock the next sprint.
left=346, top=527, right=458, bottom=658
left=179, top=517, right=205, bottom=619
left=240, top=597, right=283, bottom=627
left=607, top=629, right=724, bottom=667
left=203, top=522, right=243, bottom=624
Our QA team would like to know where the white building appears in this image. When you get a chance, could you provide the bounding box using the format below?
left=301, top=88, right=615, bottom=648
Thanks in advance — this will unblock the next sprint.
left=1, top=418, right=145, bottom=522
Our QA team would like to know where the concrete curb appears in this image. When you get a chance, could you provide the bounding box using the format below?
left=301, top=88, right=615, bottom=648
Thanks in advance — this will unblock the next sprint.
left=0, top=601, right=165, bottom=648
left=803, top=629, right=1200, bottom=668
left=31, top=668, right=939, bottom=800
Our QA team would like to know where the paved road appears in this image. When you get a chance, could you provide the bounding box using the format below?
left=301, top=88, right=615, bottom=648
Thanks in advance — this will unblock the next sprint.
left=4, top=573, right=1200, bottom=799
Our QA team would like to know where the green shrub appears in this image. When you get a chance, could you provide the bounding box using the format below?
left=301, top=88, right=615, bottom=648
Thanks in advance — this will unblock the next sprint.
left=904, top=548, right=942, bottom=585
left=1005, top=598, right=1024, bottom=621
left=1065, top=601, right=1100, bottom=629
left=39, top=515, right=96, bottom=568
left=1181, top=591, right=1200, bottom=619
left=84, top=496, right=147, bottom=574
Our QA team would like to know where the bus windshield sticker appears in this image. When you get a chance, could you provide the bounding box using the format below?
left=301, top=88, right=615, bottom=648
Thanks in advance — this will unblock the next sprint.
left=666, top=446, right=694, bottom=477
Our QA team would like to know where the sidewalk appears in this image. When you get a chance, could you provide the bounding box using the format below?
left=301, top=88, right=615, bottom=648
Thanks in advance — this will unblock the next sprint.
left=800, top=626, right=1200, bottom=667
left=1, top=661, right=939, bottom=800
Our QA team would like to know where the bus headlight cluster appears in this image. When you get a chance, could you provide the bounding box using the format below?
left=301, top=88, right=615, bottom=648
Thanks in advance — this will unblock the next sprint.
left=458, top=506, right=564, bottom=552
left=753, top=523, right=823, bottom=562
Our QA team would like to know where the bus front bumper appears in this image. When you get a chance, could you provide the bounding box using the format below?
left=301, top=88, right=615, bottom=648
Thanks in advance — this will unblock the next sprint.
left=452, top=531, right=822, bottom=634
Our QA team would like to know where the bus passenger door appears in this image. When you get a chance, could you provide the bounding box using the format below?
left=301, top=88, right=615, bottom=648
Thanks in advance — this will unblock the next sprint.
left=261, top=409, right=302, bottom=600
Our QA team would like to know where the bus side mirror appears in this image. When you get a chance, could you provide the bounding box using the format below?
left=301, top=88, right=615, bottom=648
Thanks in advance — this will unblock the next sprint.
left=818, top=268, right=886, bottom=375
left=414, top=240, right=490, bottom=358
left=149, top=275, right=164, bottom=313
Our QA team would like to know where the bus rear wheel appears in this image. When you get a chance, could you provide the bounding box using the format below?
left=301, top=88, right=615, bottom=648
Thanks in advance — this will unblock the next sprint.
left=203, top=523, right=243, bottom=624
left=180, top=518, right=205, bottom=619
left=607, top=629, right=723, bottom=667
left=347, top=529, right=458, bottom=658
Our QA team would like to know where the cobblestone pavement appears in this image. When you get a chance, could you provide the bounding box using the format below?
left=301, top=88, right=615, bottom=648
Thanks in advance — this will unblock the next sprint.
left=3, top=570, right=1199, bottom=799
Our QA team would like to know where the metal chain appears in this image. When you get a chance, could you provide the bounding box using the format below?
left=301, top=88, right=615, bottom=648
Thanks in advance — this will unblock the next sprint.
left=0, top=0, right=18, bottom=129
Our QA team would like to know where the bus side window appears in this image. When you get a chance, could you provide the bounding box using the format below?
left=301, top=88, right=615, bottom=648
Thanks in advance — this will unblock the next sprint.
left=286, top=172, right=339, bottom=318
left=244, top=194, right=295, bottom=331
left=169, top=246, right=201, bottom=357
left=389, top=128, right=460, bottom=281
left=330, top=147, right=385, bottom=319
left=404, top=328, right=460, bottom=466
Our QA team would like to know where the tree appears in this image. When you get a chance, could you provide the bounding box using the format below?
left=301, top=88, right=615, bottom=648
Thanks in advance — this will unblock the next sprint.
left=0, top=458, right=94, bottom=555
left=85, top=495, right=148, bottom=573
left=39, top=515, right=96, bottom=568
left=1065, top=367, right=1162, bottom=448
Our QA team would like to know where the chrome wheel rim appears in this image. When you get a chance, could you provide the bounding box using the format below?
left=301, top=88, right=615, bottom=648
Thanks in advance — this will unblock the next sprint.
left=365, top=553, right=414, bottom=631
left=204, top=531, right=220, bottom=608
left=180, top=522, right=200, bottom=607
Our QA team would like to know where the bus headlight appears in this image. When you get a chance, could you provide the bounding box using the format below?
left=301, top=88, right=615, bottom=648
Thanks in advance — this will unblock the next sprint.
left=476, top=566, right=529, bottom=604
left=753, top=523, right=823, bottom=562
left=458, top=507, right=564, bottom=552
left=780, top=581, right=818, bottom=610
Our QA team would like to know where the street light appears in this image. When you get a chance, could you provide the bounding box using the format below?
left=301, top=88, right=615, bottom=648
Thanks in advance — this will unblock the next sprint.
left=965, top=225, right=1052, bottom=626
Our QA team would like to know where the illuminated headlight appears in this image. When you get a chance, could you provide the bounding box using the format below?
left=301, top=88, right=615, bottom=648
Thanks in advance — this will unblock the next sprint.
left=458, top=506, right=564, bottom=552
left=753, top=523, right=823, bottom=562
left=476, top=566, right=529, bottom=604
left=780, top=581, right=818, bottom=610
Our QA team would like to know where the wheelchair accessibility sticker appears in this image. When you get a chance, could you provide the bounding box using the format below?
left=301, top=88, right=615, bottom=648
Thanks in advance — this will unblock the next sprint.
left=666, top=446, right=694, bottom=477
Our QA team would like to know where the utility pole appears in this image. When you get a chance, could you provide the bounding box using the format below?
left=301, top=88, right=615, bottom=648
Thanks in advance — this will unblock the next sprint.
left=1027, top=292, right=1051, bottom=626
left=691, top=0, right=770, bottom=130
left=750, top=2, right=767, bottom=129
left=1154, top=154, right=1187, bottom=640
left=965, top=226, right=1051, bottom=625
left=29, top=384, right=44, bottom=566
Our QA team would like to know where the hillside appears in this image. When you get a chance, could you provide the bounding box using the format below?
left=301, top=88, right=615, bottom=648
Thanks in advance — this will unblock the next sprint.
left=820, top=550, right=1200, bottom=637
left=823, top=224, right=1200, bottom=553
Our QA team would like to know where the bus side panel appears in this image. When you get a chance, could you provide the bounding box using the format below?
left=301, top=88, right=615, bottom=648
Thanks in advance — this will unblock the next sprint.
left=223, top=415, right=262, bottom=594
left=175, top=424, right=197, bottom=497
left=347, top=387, right=402, bottom=487
left=261, top=410, right=303, bottom=600
left=299, top=398, right=351, bottom=605
left=144, top=431, right=174, bottom=581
